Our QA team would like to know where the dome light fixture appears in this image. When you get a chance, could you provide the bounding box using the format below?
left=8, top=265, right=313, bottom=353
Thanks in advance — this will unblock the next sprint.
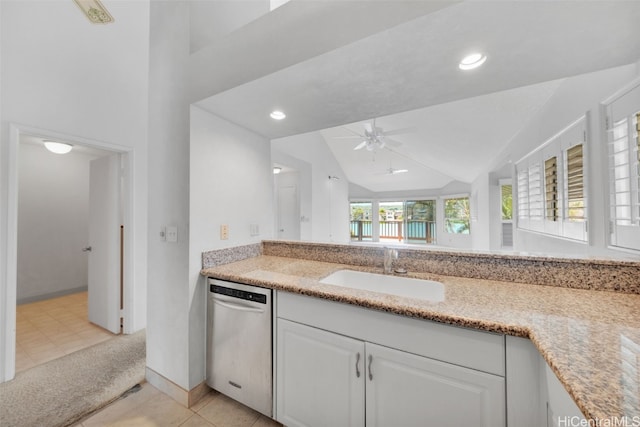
left=270, top=110, right=286, bottom=120
left=459, top=53, right=487, bottom=71
left=273, top=166, right=282, bottom=174
left=44, top=140, right=73, bottom=154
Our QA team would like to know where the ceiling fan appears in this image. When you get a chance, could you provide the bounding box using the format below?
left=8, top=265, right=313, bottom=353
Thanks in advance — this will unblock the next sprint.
left=336, top=119, right=413, bottom=151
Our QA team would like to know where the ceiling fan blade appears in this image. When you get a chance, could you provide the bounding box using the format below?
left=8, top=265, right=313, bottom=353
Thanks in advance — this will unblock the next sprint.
left=343, top=126, right=365, bottom=137
left=354, top=140, right=368, bottom=150
left=383, top=137, right=403, bottom=147
left=333, top=135, right=364, bottom=139
left=383, top=127, right=416, bottom=136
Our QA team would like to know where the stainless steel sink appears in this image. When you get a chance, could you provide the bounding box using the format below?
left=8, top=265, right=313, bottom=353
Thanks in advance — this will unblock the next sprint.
left=320, top=270, right=444, bottom=302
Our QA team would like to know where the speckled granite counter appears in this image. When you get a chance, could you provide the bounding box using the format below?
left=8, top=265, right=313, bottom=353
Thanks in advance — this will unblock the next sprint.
left=202, top=254, right=640, bottom=422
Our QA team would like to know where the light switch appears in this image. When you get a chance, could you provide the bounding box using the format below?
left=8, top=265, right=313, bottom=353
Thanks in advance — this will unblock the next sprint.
left=220, top=224, right=229, bottom=240
left=166, top=226, right=178, bottom=243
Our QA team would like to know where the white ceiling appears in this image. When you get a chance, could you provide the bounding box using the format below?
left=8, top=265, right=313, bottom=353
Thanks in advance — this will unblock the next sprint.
left=195, top=0, right=640, bottom=192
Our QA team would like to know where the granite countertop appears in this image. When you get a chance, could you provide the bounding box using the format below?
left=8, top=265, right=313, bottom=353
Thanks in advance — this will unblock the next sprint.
left=201, top=254, right=640, bottom=421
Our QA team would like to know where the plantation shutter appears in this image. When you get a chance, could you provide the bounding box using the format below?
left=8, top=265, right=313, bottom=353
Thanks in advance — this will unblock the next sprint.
left=545, top=156, right=558, bottom=221
left=528, top=164, right=543, bottom=220
left=517, top=170, right=529, bottom=221
left=606, top=82, right=640, bottom=251
left=566, top=144, right=585, bottom=221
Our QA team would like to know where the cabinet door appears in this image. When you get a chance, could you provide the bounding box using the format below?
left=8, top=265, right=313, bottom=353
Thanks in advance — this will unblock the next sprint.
left=365, top=343, right=505, bottom=427
left=276, top=319, right=365, bottom=427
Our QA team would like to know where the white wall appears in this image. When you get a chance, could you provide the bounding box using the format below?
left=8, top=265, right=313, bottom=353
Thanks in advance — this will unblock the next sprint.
left=272, top=132, right=350, bottom=243
left=0, top=0, right=150, bottom=382
left=146, top=1, right=192, bottom=390
left=17, top=143, right=99, bottom=302
left=482, top=63, right=640, bottom=257
left=189, top=107, right=273, bottom=385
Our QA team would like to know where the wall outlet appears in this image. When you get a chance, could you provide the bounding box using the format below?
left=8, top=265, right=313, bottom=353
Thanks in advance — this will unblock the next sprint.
left=220, top=224, right=229, bottom=240
left=250, top=223, right=260, bottom=237
left=166, top=226, right=178, bottom=243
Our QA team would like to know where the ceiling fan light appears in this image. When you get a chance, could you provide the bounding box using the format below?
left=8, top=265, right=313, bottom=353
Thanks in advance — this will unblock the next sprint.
left=44, top=141, right=73, bottom=154
left=459, top=53, right=487, bottom=70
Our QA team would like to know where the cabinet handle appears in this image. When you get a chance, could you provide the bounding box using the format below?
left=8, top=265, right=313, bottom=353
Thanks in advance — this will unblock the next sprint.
left=368, top=354, right=373, bottom=381
left=355, top=352, right=361, bottom=378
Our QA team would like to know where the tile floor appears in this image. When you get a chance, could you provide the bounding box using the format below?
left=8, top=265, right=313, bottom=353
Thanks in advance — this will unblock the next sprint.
left=76, top=382, right=282, bottom=427
left=16, top=291, right=115, bottom=372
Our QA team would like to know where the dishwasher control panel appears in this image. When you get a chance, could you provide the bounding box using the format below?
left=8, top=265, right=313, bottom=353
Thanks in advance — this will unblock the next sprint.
left=210, top=284, right=267, bottom=304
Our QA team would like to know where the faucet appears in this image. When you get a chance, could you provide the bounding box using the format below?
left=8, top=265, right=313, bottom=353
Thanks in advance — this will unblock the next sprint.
left=383, top=247, right=398, bottom=274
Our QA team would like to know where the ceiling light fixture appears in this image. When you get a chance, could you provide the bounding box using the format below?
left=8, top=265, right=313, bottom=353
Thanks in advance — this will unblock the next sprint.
left=273, top=167, right=282, bottom=174
left=270, top=110, right=286, bottom=120
left=459, top=53, right=487, bottom=70
left=391, top=169, right=409, bottom=175
left=44, top=141, right=73, bottom=154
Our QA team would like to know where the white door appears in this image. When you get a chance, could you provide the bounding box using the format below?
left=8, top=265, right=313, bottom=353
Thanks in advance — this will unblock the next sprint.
left=365, top=342, right=505, bottom=427
left=276, top=319, right=365, bottom=427
left=277, top=185, right=300, bottom=240
left=88, top=154, right=121, bottom=334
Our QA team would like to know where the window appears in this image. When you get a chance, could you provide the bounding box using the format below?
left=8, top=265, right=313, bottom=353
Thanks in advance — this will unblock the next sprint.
left=501, top=183, right=513, bottom=221
left=606, top=81, right=640, bottom=251
left=444, top=197, right=470, bottom=234
left=350, top=202, right=372, bottom=241
left=405, top=200, right=436, bottom=244
left=500, top=180, right=513, bottom=247
left=351, top=200, right=437, bottom=245
left=516, top=116, right=587, bottom=241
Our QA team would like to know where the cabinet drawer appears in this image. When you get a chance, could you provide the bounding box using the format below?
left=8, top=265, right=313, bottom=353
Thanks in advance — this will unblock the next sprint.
left=277, top=291, right=505, bottom=376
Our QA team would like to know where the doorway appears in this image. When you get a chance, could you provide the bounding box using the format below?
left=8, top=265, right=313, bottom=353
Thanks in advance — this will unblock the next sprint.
left=2, top=124, right=135, bottom=382
left=274, top=165, right=301, bottom=240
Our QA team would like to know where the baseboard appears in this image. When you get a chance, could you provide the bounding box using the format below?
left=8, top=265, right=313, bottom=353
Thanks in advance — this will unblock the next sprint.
left=17, top=286, right=88, bottom=305
left=145, top=367, right=211, bottom=408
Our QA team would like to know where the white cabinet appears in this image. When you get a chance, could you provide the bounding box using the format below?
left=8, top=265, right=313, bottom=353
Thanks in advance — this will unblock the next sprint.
left=276, top=319, right=365, bottom=427
left=275, top=292, right=506, bottom=427
left=505, top=336, right=585, bottom=427
left=365, top=342, right=505, bottom=427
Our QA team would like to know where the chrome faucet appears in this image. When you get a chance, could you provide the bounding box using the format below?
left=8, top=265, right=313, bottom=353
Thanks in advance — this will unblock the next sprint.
left=383, top=247, right=398, bottom=274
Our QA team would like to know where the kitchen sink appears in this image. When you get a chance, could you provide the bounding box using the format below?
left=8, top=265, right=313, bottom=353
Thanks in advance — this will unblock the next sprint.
left=319, top=269, right=445, bottom=302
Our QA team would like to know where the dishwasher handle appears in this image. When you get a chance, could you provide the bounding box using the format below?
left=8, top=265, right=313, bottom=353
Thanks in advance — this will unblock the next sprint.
left=213, top=298, right=265, bottom=314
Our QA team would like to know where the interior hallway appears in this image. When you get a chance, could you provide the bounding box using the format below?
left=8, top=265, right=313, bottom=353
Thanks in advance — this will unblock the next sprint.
left=16, top=291, right=115, bottom=372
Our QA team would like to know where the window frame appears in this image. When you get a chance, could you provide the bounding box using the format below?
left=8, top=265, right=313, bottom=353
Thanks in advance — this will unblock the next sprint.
left=603, top=78, right=640, bottom=252
left=515, top=116, right=588, bottom=242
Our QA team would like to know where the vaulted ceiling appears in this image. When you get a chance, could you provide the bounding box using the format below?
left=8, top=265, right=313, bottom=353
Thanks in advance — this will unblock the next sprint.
left=195, top=0, right=640, bottom=192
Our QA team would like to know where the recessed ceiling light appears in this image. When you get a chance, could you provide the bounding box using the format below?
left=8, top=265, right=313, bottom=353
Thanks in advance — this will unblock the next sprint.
left=270, top=110, right=286, bottom=120
left=44, top=140, right=73, bottom=154
left=459, top=53, right=487, bottom=71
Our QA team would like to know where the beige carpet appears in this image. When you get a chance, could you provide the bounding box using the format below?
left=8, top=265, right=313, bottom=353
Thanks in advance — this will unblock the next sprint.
left=0, top=330, right=146, bottom=427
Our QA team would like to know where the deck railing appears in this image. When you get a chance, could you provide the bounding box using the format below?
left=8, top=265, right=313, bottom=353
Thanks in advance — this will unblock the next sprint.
left=350, top=220, right=436, bottom=243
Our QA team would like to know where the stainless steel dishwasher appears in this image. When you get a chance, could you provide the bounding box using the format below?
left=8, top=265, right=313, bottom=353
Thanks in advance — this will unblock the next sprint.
left=206, top=278, right=272, bottom=417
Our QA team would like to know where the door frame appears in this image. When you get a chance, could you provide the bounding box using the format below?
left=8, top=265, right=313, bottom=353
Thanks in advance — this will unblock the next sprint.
left=1, top=123, right=136, bottom=382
